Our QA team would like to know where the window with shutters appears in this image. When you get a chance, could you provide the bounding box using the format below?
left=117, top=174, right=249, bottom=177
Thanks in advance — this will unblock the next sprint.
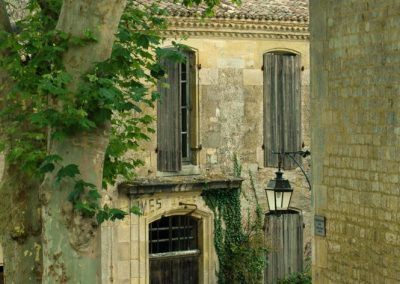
left=263, top=52, right=301, bottom=169
left=157, top=49, right=198, bottom=172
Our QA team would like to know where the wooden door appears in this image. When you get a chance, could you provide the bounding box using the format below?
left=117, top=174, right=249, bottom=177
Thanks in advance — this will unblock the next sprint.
left=149, top=215, right=199, bottom=284
left=150, top=254, right=199, bottom=284
left=265, top=211, right=304, bottom=283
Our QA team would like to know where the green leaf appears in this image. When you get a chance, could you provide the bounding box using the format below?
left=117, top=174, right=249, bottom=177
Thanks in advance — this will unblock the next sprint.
left=96, top=210, right=109, bottom=224
left=130, top=206, right=143, bottom=216
left=91, top=108, right=112, bottom=125
left=88, top=189, right=101, bottom=201
left=44, top=154, right=63, bottom=164
left=56, top=164, right=80, bottom=184
left=75, top=202, right=96, bottom=217
left=71, top=180, right=96, bottom=201
left=52, top=130, right=67, bottom=141
left=39, top=163, right=55, bottom=174
left=68, top=187, right=83, bottom=203
left=83, top=29, right=98, bottom=42
left=137, top=34, right=150, bottom=49
left=39, top=154, right=62, bottom=174
left=109, top=208, right=127, bottom=221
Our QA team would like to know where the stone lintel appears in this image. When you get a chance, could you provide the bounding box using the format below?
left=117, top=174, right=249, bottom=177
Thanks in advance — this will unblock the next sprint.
left=119, top=176, right=243, bottom=197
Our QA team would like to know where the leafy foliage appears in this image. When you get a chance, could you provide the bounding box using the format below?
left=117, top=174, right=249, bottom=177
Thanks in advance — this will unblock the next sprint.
left=1, top=0, right=246, bottom=233
left=0, top=0, right=169, bottom=221
left=0, top=0, right=229, bottom=223
left=278, top=264, right=312, bottom=284
left=202, top=156, right=267, bottom=284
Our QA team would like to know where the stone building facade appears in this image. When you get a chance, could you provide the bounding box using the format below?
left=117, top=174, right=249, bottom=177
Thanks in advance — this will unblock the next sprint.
left=103, top=1, right=311, bottom=283
left=0, top=1, right=310, bottom=283
left=311, top=1, right=400, bottom=283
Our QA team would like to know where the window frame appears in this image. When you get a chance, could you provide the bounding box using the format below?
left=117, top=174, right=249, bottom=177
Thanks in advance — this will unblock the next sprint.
left=180, top=53, right=192, bottom=164
left=157, top=48, right=199, bottom=173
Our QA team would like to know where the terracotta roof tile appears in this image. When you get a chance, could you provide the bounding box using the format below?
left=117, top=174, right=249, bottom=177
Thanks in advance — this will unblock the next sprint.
left=134, top=0, right=309, bottom=22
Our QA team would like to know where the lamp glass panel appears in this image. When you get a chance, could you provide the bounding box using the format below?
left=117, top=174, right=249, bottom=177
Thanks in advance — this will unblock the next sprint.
left=275, top=191, right=283, bottom=209
left=266, top=189, right=276, bottom=211
left=281, top=191, right=292, bottom=210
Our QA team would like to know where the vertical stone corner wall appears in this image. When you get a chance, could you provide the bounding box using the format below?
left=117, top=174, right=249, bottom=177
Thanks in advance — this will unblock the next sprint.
left=311, top=1, right=400, bottom=283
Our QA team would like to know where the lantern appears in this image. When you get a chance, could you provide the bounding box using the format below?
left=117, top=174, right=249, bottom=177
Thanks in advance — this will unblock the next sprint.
left=265, top=171, right=293, bottom=212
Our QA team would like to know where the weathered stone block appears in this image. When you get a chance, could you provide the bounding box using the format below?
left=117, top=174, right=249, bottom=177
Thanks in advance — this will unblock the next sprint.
left=243, top=69, right=263, bottom=85
left=199, top=68, right=218, bottom=85
left=117, top=225, right=131, bottom=243
left=217, top=57, right=245, bottom=68
left=118, top=242, right=131, bottom=261
left=131, top=259, right=140, bottom=278
left=117, top=260, right=131, bottom=281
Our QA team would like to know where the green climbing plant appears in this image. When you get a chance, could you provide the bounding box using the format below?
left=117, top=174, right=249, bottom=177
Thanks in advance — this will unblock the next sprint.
left=202, top=154, right=267, bottom=284
left=278, top=262, right=312, bottom=284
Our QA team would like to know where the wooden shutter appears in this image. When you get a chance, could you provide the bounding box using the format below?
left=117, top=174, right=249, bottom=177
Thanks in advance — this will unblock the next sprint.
left=188, top=51, right=198, bottom=165
left=264, top=53, right=301, bottom=169
left=157, top=57, right=182, bottom=172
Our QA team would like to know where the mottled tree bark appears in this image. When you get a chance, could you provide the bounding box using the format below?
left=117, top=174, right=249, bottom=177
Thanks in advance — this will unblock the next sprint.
left=0, top=1, right=43, bottom=283
left=0, top=167, right=42, bottom=284
left=40, top=1, right=127, bottom=282
left=41, top=130, right=110, bottom=283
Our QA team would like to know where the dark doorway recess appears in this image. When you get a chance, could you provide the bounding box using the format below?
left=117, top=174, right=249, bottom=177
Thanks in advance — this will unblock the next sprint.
left=149, top=215, right=199, bottom=284
left=0, top=265, right=4, bottom=284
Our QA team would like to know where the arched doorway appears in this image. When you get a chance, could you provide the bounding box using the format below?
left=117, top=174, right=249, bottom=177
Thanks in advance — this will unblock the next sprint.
left=149, top=215, right=200, bottom=284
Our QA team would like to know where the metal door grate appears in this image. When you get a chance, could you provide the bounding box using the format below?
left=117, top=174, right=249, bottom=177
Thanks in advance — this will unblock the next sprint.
left=149, top=215, right=198, bottom=254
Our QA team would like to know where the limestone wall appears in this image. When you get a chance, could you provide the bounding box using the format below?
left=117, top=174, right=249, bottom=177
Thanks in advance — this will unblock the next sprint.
left=311, top=1, right=400, bottom=283
left=133, top=36, right=311, bottom=253
left=107, top=33, right=311, bottom=283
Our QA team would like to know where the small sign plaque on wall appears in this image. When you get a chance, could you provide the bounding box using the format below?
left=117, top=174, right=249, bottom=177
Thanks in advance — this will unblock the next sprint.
left=314, top=215, right=326, bottom=237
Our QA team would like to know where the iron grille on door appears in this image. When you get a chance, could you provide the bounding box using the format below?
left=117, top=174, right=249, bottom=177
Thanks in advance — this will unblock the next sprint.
left=149, top=215, right=198, bottom=254
left=149, top=215, right=199, bottom=284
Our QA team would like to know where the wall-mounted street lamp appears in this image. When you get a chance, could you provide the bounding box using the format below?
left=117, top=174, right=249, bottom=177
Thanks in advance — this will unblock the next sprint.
left=265, top=151, right=311, bottom=212
left=266, top=170, right=293, bottom=212
left=265, top=153, right=293, bottom=212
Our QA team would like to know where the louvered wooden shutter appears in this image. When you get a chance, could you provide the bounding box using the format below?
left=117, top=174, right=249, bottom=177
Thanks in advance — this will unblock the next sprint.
left=157, top=58, right=182, bottom=172
left=264, top=53, right=301, bottom=169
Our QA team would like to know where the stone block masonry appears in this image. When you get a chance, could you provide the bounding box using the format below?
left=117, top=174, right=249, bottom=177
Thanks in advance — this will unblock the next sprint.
left=101, top=10, right=311, bottom=282
left=311, top=0, right=400, bottom=283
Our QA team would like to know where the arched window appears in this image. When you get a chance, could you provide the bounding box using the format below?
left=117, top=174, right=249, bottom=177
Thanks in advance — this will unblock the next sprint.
left=263, top=52, right=301, bottom=169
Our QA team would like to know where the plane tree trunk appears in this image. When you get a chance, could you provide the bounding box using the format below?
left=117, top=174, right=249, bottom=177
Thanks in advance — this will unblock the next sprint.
left=40, top=0, right=126, bottom=282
